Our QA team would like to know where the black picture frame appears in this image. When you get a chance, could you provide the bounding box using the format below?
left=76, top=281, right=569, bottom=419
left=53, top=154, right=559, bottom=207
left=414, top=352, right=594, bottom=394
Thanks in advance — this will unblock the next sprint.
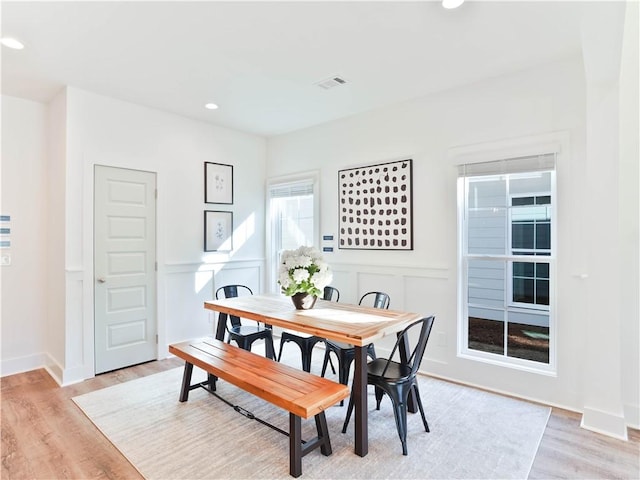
left=205, top=162, right=233, bottom=204
left=338, top=158, right=413, bottom=250
left=204, top=210, right=233, bottom=251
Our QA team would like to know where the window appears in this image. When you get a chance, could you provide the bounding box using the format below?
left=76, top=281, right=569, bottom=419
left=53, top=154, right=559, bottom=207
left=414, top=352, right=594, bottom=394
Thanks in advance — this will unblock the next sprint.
left=267, top=174, right=319, bottom=293
left=458, top=154, right=555, bottom=371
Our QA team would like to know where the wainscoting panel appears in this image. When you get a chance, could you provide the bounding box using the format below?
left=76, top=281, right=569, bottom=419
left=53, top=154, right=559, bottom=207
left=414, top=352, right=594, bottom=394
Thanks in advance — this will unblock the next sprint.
left=163, top=259, right=265, bottom=347
left=328, top=262, right=450, bottom=309
left=326, top=262, right=452, bottom=354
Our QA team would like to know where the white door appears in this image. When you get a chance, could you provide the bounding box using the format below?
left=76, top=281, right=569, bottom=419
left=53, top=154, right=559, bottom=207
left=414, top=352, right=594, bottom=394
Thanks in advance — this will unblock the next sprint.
left=94, top=165, right=157, bottom=374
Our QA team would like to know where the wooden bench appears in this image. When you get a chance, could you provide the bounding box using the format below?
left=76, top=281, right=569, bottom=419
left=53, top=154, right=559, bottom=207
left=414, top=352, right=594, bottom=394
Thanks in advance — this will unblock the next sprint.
left=169, top=337, right=350, bottom=477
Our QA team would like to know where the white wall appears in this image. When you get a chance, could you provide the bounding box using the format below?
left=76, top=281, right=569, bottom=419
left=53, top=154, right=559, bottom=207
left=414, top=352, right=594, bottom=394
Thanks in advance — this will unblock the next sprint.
left=266, top=54, right=638, bottom=433
left=0, top=89, right=267, bottom=383
left=618, top=0, right=639, bottom=428
left=46, top=90, right=68, bottom=381
left=0, top=96, right=49, bottom=374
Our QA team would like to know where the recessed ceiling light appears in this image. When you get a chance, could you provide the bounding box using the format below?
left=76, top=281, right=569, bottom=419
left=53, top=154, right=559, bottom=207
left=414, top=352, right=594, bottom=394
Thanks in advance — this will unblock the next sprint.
left=442, top=0, right=464, bottom=9
left=205, top=103, right=219, bottom=110
left=1, top=37, right=25, bottom=50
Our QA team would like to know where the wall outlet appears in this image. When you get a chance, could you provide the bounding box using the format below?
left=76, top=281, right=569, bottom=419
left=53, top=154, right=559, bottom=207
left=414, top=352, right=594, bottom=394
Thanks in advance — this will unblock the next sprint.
left=1, top=253, right=11, bottom=266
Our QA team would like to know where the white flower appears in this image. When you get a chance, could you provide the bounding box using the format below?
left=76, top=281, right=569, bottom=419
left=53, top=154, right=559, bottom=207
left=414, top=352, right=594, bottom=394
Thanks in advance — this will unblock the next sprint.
left=311, top=270, right=332, bottom=290
left=277, top=245, right=333, bottom=297
left=278, top=272, right=292, bottom=289
left=292, top=268, right=310, bottom=283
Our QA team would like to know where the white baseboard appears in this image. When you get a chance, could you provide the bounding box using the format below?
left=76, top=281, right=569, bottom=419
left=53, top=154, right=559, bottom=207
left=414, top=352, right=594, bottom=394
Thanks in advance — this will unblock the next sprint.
left=0, top=352, right=88, bottom=386
left=580, top=407, right=629, bottom=440
left=44, top=360, right=64, bottom=386
left=624, top=403, right=640, bottom=430
left=0, top=352, right=49, bottom=377
left=60, top=364, right=92, bottom=386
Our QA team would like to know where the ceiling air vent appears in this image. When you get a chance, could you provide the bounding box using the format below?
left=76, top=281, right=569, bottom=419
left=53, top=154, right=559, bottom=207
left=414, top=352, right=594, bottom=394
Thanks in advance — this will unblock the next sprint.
left=315, top=76, right=348, bottom=90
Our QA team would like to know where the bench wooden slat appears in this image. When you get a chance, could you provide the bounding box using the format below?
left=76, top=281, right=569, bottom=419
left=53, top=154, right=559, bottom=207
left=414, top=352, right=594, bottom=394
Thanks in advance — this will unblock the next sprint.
left=197, top=338, right=323, bottom=388
left=178, top=341, right=322, bottom=401
left=169, top=337, right=349, bottom=419
left=193, top=339, right=337, bottom=402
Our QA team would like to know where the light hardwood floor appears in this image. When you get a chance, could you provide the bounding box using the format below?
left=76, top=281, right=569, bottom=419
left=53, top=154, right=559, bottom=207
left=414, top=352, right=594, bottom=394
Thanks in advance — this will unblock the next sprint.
left=2, top=359, right=639, bottom=479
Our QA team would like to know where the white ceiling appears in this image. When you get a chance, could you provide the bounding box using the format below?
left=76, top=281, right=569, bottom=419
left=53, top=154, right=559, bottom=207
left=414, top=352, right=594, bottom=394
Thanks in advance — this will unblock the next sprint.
left=1, top=1, right=600, bottom=137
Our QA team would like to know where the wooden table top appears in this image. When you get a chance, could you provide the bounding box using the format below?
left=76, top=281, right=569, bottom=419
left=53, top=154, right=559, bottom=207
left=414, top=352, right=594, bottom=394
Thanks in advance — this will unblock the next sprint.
left=204, top=294, right=423, bottom=346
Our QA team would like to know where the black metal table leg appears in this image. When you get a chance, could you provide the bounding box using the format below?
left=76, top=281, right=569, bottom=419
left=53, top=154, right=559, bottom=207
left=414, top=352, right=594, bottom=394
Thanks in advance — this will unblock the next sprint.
left=353, top=345, right=368, bottom=456
left=215, top=312, right=228, bottom=341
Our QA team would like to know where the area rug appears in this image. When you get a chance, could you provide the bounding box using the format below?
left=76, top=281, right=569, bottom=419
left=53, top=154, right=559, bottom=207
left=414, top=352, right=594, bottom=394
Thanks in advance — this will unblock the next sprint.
left=73, top=362, right=550, bottom=479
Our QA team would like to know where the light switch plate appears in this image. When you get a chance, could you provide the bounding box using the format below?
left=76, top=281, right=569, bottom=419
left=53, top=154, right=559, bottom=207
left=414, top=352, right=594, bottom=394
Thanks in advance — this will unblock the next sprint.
left=1, top=253, right=11, bottom=266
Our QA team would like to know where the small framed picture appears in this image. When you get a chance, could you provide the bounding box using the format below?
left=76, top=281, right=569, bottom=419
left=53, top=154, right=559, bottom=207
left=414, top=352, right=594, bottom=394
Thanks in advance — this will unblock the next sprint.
left=205, top=162, right=233, bottom=204
left=204, top=210, right=233, bottom=252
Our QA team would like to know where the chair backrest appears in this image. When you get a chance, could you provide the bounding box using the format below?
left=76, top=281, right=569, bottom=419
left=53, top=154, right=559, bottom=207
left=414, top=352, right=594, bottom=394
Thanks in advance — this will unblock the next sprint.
left=215, top=284, right=253, bottom=328
left=323, top=286, right=340, bottom=302
left=359, top=291, right=390, bottom=309
left=382, top=316, right=435, bottom=378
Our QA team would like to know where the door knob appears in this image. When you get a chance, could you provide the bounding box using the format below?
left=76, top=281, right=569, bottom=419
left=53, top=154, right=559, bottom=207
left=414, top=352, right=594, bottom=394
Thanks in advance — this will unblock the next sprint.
left=97, top=277, right=106, bottom=283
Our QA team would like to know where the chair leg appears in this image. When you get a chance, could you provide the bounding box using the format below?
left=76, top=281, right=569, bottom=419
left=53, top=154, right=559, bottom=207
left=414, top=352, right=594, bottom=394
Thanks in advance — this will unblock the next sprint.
left=328, top=356, right=336, bottom=374
left=337, top=353, right=353, bottom=407
left=338, top=356, right=351, bottom=386
left=277, top=337, right=287, bottom=362
left=395, top=404, right=409, bottom=456
left=375, top=386, right=384, bottom=410
left=413, top=383, right=430, bottom=432
left=266, top=336, right=276, bottom=360
left=301, top=344, right=313, bottom=373
left=341, top=391, right=355, bottom=433
left=320, top=349, right=337, bottom=376
left=321, top=349, right=330, bottom=377
left=367, top=343, right=377, bottom=360
left=388, top=389, right=409, bottom=456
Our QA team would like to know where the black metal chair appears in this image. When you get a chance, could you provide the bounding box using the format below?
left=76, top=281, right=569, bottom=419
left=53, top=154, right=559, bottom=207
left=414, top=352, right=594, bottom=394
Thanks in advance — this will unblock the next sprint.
left=358, top=291, right=390, bottom=309
left=277, top=286, right=340, bottom=372
left=215, top=284, right=275, bottom=360
left=320, top=291, right=389, bottom=404
left=323, top=286, right=340, bottom=302
left=342, top=316, right=435, bottom=455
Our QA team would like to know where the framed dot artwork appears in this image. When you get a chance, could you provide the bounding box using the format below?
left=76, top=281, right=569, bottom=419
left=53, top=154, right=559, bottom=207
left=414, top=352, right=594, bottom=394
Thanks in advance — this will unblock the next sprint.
left=338, top=158, right=413, bottom=250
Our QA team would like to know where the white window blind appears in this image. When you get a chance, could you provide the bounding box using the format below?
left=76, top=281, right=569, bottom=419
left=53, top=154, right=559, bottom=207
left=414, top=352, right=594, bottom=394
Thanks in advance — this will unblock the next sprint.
left=268, top=180, right=314, bottom=198
left=458, top=153, right=556, bottom=177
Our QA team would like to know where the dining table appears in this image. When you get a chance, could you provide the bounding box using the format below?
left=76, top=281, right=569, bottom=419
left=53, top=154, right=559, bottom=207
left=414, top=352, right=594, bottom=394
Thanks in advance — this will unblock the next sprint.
left=204, top=293, right=423, bottom=457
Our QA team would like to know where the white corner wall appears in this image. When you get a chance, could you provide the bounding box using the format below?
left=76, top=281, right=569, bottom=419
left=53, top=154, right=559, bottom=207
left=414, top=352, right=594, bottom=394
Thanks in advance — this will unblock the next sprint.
left=1, top=88, right=268, bottom=384
left=266, top=54, right=638, bottom=434
left=0, top=96, right=50, bottom=375
left=618, top=0, right=639, bottom=429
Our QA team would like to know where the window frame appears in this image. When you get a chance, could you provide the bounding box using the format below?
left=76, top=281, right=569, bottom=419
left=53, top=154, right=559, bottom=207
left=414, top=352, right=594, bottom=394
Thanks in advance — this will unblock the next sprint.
left=452, top=136, right=562, bottom=376
left=265, top=171, right=320, bottom=294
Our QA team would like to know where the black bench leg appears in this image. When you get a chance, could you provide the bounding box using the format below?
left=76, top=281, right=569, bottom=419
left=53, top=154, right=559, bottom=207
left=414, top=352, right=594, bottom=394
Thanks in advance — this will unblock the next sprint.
left=207, top=373, right=217, bottom=391
left=179, top=361, right=194, bottom=402
left=289, top=413, right=302, bottom=478
left=315, top=412, right=332, bottom=456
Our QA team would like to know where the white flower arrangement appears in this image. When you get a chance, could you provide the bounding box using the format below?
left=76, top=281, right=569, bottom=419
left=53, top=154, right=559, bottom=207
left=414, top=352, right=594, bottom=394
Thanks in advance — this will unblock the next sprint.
left=278, top=246, right=333, bottom=297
